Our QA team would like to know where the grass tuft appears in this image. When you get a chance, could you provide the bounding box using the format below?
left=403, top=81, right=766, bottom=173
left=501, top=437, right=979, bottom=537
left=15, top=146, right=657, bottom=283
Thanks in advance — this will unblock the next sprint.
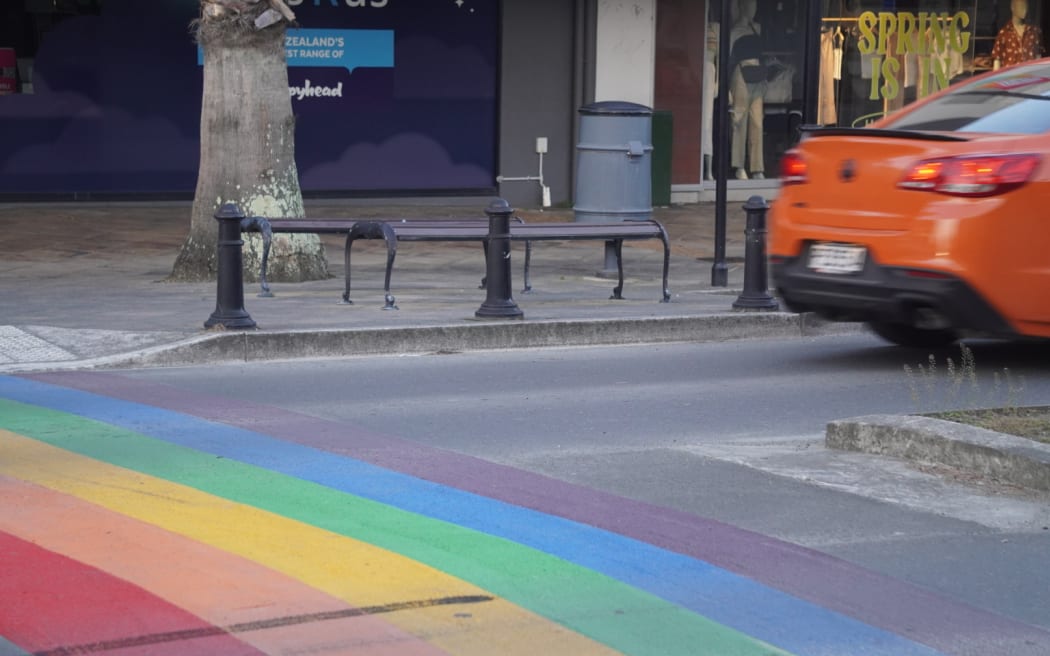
left=904, top=344, right=1050, bottom=444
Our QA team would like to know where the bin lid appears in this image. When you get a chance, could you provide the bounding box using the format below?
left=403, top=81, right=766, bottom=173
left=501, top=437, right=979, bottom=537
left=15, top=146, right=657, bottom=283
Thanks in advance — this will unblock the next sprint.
left=578, top=101, right=652, bottom=116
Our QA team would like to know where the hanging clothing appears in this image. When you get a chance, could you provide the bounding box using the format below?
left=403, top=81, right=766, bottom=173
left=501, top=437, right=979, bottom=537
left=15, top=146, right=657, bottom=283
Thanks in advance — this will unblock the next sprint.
left=818, top=28, right=840, bottom=125
left=907, top=27, right=965, bottom=99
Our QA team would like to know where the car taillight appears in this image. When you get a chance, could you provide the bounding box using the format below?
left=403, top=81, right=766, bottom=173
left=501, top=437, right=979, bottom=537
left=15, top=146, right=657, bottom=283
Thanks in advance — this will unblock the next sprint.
left=898, top=154, right=1041, bottom=196
left=780, top=151, right=808, bottom=184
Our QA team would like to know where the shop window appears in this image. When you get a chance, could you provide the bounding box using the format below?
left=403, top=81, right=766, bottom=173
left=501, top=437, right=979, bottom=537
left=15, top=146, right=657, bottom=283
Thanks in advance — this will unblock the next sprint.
left=0, top=0, right=102, bottom=94
left=703, top=0, right=806, bottom=182
left=821, top=1, right=1044, bottom=128
left=693, top=0, right=1045, bottom=184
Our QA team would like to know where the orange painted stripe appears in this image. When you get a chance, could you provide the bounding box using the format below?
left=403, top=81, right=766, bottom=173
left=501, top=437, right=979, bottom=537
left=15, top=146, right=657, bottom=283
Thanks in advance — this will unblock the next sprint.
left=0, top=475, right=449, bottom=656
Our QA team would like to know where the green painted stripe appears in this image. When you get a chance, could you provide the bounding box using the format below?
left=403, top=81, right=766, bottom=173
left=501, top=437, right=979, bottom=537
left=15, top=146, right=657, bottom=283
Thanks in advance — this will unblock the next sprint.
left=0, top=400, right=789, bottom=656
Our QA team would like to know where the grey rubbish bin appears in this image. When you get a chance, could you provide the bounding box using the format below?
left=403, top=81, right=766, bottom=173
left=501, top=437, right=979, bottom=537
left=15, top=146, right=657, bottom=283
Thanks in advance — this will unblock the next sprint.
left=574, top=101, right=654, bottom=223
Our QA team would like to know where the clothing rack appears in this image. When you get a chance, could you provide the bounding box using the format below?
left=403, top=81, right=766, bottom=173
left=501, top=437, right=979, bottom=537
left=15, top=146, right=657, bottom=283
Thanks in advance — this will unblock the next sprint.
left=820, top=14, right=957, bottom=23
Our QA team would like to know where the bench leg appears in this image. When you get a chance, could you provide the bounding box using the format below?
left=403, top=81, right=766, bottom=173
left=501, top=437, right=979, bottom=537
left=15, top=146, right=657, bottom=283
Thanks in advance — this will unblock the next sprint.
left=522, top=239, right=532, bottom=293
left=656, top=223, right=672, bottom=302
left=481, top=217, right=529, bottom=292
left=241, top=217, right=273, bottom=298
left=379, top=222, right=398, bottom=310
left=344, top=221, right=399, bottom=310
left=610, top=239, right=625, bottom=300
left=482, top=240, right=531, bottom=293
left=342, top=232, right=354, bottom=305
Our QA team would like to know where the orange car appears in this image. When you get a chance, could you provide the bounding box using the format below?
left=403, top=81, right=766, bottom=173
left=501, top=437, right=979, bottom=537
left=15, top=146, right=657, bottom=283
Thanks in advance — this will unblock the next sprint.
left=770, top=57, right=1050, bottom=348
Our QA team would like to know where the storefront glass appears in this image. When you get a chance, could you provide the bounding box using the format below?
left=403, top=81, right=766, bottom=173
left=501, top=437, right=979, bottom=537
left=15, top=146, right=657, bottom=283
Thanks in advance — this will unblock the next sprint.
left=821, top=1, right=1043, bottom=128
left=676, top=0, right=1047, bottom=188
left=694, top=0, right=806, bottom=182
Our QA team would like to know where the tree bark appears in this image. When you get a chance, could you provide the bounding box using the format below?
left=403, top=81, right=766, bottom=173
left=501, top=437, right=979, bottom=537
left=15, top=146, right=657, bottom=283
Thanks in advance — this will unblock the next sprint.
left=171, top=8, right=328, bottom=283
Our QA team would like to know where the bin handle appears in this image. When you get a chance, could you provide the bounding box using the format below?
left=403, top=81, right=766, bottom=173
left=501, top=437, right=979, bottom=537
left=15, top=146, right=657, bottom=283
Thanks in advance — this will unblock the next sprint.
left=627, top=140, right=645, bottom=158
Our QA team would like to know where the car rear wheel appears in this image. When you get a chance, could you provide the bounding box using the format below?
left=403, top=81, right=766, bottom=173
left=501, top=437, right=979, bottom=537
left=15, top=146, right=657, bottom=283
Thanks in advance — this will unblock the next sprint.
left=867, top=321, right=957, bottom=348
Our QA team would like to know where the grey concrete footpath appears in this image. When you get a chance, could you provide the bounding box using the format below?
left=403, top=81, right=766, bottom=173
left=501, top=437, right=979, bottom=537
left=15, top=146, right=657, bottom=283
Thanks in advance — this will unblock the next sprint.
left=0, top=198, right=852, bottom=373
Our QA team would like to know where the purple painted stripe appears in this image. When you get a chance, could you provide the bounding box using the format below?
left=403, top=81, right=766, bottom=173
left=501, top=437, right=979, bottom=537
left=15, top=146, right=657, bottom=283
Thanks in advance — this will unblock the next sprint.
left=29, top=371, right=1050, bottom=656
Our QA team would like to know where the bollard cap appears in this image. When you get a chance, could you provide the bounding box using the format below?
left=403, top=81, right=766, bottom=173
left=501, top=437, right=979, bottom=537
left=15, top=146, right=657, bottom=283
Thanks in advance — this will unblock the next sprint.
left=215, top=202, right=246, bottom=221
left=742, top=195, right=769, bottom=212
left=486, top=197, right=514, bottom=217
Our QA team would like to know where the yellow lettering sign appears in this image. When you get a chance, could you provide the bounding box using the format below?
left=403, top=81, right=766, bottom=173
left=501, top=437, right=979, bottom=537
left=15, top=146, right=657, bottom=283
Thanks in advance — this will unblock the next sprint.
left=856, top=11, right=971, bottom=56
left=858, top=11, right=877, bottom=55
left=877, top=12, right=897, bottom=55
left=952, top=11, right=971, bottom=53
left=854, top=11, right=971, bottom=101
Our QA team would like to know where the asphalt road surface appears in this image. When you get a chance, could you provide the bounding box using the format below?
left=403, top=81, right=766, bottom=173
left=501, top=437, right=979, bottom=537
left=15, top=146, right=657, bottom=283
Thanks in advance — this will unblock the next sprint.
left=2, top=332, right=1049, bottom=655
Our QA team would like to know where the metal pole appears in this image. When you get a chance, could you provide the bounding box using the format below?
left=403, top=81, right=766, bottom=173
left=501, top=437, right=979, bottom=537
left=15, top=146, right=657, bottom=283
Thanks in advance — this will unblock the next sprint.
left=732, top=195, right=779, bottom=311
left=711, top=0, right=732, bottom=287
left=801, top=0, right=822, bottom=127
left=205, top=203, right=256, bottom=330
left=476, top=198, right=524, bottom=320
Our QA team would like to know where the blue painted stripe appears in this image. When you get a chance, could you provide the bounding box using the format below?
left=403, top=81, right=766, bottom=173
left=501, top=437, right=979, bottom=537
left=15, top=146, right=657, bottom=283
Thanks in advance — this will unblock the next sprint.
left=0, top=376, right=945, bottom=656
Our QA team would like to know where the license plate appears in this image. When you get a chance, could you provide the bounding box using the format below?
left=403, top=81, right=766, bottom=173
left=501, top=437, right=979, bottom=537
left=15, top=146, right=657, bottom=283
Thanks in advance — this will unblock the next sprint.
left=807, top=243, right=866, bottom=274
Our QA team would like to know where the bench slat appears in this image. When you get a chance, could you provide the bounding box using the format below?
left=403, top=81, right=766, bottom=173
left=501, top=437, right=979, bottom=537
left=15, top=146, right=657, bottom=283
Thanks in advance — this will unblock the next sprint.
left=267, top=219, right=492, bottom=234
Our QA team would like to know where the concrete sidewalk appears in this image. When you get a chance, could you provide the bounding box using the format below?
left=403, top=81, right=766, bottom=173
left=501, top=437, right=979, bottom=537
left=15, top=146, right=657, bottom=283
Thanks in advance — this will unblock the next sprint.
left=0, top=198, right=840, bottom=372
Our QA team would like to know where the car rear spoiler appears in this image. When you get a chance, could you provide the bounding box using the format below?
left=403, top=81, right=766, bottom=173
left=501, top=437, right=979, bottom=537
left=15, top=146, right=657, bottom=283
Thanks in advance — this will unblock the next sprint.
left=798, top=125, right=968, bottom=142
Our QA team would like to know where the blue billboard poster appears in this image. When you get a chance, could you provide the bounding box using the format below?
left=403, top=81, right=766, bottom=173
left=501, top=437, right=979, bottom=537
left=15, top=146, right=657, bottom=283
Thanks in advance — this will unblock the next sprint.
left=0, top=0, right=498, bottom=197
left=285, top=1, right=498, bottom=193
left=0, top=0, right=202, bottom=196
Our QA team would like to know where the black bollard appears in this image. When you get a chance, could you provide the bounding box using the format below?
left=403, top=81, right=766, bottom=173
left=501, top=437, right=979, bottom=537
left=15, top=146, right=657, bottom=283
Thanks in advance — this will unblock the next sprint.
left=205, top=203, right=257, bottom=330
left=475, top=198, right=524, bottom=320
left=732, top=195, right=780, bottom=311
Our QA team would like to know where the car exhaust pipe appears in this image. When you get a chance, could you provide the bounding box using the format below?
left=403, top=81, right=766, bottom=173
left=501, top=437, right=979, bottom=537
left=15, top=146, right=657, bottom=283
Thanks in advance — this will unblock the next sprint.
left=912, top=306, right=951, bottom=330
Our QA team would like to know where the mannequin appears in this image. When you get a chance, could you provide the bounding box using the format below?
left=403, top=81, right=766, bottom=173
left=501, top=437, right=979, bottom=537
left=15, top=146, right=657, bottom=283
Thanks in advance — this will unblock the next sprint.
left=992, top=0, right=1045, bottom=70
left=729, top=0, right=765, bottom=180
left=702, top=21, right=717, bottom=181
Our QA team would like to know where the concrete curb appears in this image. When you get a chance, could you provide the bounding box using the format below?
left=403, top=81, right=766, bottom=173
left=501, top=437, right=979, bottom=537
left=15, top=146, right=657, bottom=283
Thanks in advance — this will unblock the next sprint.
left=827, top=414, right=1050, bottom=493
left=0, top=312, right=860, bottom=373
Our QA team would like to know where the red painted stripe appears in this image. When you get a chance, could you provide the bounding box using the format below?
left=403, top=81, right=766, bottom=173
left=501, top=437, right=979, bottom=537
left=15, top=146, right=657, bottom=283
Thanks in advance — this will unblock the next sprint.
left=0, top=532, right=262, bottom=656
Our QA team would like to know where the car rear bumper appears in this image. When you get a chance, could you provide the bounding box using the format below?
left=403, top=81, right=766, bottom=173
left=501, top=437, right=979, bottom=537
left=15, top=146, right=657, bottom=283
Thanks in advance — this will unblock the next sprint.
left=771, top=254, right=1015, bottom=336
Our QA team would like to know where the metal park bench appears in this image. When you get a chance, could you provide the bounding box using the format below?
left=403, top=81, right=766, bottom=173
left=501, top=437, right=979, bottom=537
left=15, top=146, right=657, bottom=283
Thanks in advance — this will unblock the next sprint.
left=245, top=216, right=671, bottom=309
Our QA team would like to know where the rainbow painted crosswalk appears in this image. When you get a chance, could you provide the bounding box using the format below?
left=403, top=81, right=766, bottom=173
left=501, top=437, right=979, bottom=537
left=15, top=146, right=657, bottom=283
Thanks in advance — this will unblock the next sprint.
left=0, top=372, right=1042, bottom=655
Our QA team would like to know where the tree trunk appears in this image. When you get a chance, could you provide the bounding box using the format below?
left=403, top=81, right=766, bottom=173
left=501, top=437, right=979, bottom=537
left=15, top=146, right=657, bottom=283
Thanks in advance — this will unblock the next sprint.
left=171, top=8, right=328, bottom=283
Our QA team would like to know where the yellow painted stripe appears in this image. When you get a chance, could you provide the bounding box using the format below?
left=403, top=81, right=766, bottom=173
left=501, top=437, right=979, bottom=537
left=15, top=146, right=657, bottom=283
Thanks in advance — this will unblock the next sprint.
left=0, top=431, right=622, bottom=656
